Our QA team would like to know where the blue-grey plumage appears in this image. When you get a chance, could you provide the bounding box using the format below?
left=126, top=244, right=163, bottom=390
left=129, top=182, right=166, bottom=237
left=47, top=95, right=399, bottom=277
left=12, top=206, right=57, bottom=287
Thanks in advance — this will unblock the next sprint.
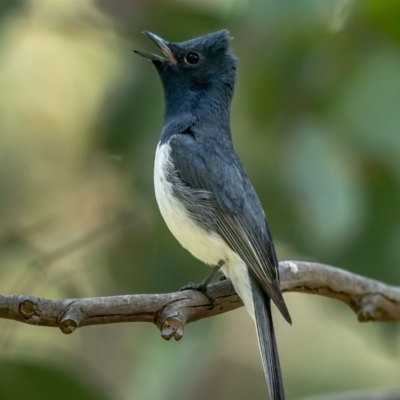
left=135, top=30, right=291, bottom=400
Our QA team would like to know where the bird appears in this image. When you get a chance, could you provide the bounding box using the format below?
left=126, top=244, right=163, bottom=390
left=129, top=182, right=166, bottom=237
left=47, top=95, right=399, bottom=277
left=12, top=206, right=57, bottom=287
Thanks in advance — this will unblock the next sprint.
left=134, top=30, right=291, bottom=400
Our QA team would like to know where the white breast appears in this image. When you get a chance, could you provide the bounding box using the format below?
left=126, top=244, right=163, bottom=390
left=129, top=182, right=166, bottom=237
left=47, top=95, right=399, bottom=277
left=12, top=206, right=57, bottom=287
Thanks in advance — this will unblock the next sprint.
left=154, top=142, right=226, bottom=265
left=154, top=142, right=254, bottom=316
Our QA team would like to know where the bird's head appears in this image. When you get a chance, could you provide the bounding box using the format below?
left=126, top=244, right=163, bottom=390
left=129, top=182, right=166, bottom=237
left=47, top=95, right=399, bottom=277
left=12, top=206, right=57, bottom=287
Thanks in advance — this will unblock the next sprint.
left=134, top=30, right=237, bottom=100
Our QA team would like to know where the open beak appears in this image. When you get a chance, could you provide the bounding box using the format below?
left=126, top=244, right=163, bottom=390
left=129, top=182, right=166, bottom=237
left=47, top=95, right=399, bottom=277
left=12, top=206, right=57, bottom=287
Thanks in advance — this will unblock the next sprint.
left=133, top=31, right=177, bottom=64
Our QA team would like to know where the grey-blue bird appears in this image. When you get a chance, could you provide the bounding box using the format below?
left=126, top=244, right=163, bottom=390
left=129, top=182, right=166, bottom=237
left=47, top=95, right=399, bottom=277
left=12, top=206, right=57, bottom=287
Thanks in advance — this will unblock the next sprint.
left=134, top=30, right=291, bottom=400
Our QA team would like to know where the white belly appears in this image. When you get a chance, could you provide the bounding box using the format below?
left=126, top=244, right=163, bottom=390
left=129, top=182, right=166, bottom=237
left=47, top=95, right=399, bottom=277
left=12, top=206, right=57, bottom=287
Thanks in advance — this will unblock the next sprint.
left=154, top=143, right=227, bottom=265
left=154, top=142, right=254, bottom=316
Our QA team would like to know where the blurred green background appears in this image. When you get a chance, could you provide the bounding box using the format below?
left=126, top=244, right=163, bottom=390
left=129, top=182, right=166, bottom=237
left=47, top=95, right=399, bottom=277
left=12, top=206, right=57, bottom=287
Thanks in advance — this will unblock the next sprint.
left=1, top=0, right=400, bottom=399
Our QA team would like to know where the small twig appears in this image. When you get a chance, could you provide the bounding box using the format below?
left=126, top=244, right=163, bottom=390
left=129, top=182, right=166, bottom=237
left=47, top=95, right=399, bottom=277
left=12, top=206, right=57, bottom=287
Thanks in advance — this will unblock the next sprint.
left=1, top=261, right=400, bottom=339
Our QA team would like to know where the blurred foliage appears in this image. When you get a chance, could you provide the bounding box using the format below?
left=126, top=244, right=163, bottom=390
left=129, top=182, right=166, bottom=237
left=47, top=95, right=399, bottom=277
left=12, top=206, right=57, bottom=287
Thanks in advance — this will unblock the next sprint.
left=0, top=360, right=107, bottom=400
left=1, top=0, right=400, bottom=399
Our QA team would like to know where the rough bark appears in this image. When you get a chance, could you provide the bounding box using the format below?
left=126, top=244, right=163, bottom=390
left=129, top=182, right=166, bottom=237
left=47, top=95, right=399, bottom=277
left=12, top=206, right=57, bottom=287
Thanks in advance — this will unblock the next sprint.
left=1, top=261, right=399, bottom=339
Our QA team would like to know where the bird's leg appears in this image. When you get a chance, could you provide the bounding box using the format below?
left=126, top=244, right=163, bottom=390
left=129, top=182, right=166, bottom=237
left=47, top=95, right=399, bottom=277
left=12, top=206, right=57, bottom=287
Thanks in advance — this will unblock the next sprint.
left=201, top=260, right=224, bottom=286
left=180, top=260, right=225, bottom=309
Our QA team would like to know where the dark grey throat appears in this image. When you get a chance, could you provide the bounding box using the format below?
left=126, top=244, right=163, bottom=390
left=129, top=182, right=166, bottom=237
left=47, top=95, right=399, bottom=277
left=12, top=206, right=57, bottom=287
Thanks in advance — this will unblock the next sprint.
left=164, top=83, right=233, bottom=130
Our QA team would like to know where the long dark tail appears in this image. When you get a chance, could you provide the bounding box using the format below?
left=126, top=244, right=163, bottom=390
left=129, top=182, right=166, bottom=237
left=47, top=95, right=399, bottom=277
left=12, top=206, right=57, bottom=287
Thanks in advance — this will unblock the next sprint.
left=251, top=274, right=285, bottom=400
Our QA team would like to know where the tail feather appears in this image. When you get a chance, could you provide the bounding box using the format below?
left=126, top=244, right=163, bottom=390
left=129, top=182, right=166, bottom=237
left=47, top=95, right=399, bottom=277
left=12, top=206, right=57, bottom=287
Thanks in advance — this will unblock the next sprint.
left=251, top=274, right=285, bottom=400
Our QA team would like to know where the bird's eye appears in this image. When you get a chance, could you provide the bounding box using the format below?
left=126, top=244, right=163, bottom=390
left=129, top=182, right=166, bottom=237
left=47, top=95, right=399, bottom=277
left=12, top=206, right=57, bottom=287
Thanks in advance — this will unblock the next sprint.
left=184, top=52, right=200, bottom=65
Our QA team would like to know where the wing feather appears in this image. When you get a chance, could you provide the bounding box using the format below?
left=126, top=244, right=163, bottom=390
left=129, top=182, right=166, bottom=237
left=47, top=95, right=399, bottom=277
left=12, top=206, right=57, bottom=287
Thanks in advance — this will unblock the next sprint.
left=169, top=128, right=291, bottom=323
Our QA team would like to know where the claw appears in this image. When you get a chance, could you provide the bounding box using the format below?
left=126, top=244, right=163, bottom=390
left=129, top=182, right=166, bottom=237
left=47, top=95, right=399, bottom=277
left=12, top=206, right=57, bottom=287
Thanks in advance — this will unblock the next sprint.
left=180, top=282, right=216, bottom=309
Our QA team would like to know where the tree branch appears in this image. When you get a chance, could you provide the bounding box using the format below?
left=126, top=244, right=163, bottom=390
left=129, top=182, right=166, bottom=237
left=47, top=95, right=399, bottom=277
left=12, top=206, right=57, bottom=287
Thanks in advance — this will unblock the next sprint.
left=1, top=261, right=400, bottom=339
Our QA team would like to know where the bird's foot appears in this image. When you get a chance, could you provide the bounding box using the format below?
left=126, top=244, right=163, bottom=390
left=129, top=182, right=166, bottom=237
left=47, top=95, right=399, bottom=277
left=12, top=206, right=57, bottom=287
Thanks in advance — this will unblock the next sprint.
left=180, top=282, right=215, bottom=310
